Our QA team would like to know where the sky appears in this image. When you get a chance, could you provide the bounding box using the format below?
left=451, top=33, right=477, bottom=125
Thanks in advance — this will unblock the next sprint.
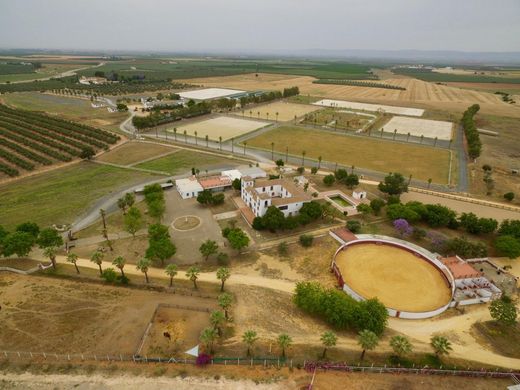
left=1, top=0, right=520, bottom=53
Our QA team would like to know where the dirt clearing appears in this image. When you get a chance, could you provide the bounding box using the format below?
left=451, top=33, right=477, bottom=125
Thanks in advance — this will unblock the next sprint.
left=97, top=142, right=177, bottom=166
left=314, top=99, right=425, bottom=116
left=171, top=116, right=270, bottom=141
left=381, top=116, right=453, bottom=140
left=240, top=101, right=319, bottom=121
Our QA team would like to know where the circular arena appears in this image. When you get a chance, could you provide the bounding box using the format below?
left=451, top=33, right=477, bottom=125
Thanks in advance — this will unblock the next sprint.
left=332, top=236, right=454, bottom=319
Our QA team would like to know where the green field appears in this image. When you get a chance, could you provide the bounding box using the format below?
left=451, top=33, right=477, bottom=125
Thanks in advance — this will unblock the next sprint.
left=136, top=149, right=239, bottom=174
left=245, top=126, right=451, bottom=183
left=0, top=63, right=80, bottom=83
left=302, top=108, right=374, bottom=131
left=0, top=162, right=158, bottom=230
left=392, top=68, right=520, bottom=83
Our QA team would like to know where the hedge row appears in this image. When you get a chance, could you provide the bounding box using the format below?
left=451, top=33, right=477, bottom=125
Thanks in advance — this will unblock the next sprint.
left=0, top=138, right=52, bottom=165
left=313, top=79, right=406, bottom=90
left=461, top=104, right=481, bottom=159
left=0, top=162, right=18, bottom=177
left=0, top=147, right=35, bottom=170
left=0, top=128, right=72, bottom=162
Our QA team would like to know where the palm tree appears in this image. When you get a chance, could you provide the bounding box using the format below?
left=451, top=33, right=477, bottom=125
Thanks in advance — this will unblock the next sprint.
left=242, top=330, right=258, bottom=356
left=183, top=130, right=187, bottom=143
left=66, top=252, right=80, bottom=274
left=318, top=156, right=322, bottom=169
left=219, top=136, right=222, bottom=150
left=186, top=266, right=200, bottom=289
left=430, top=335, right=452, bottom=358
left=173, top=127, right=177, bottom=141
left=44, top=247, right=58, bottom=270
left=218, top=292, right=233, bottom=319
left=320, top=331, right=338, bottom=359
left=277, top=333, right=292, bottom=358
left=257, top=111, right=260, bottom=119
left=194, top=131, right=198, bottom=145
left=266, top=112, right=269, bottom=121
left=243, top=141, right=247, bottom=155
left=136, top=257, right=151, bottom=283
left=231, top=138, right=234, bottom=153
left=90, top=250, right=104, bottom=275
left=301, top=150, right=306, bottom=166
left=271, top=142, right=275, bottom=160
left=249, top=110, right=252, bottom=118
left=112, top=256, right=126, bottom=278
left=216, top=267, right=230, bottom=292
left=205, top=135, right=209, bottom=147
left=389, top=335, right=413, bottom=358
left=165, top=263, right=178, bottom=287
left=427, top=178, right=432, bottom=189
left=357, top=329, right=379, bottom=361
left=275, top=112, right=279, bottom=122
left=210, top=310, right=226, bottom=336
left=200, top=327, right=218, bottom=354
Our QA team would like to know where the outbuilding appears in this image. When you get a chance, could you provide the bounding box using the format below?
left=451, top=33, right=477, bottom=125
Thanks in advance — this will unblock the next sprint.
left=176, top=177, right=203, bottom=199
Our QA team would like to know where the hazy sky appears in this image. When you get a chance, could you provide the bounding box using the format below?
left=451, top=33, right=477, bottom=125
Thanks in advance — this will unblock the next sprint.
left=1, top=0, right=519, bottom=53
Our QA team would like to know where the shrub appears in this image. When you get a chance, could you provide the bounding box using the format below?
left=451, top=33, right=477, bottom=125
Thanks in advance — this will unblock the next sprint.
left=101, top=268, right=118, bottom=283
left=495, top=235, right=520, bottom=259
left=299, top=234, right=314, bottom=247
left=297, top=167, right=305, bottom=174
left=196, top=353, right=212, bottom=366
left=278, top=241, right=289, bottom=256
left=369, top=199, right=386, bottom=216
left=346, top=220, right=361, bottom=233
left=504, top=192, right=515, bottom=202
left=310, top=167, right=318, bottom=174
left=323, top=174, right=335, bottom=186
left=216, top=252, right=229, bottom=265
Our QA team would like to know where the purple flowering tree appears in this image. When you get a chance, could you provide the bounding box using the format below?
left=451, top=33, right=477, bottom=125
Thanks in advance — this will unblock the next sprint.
left=393, top=219, right=413, bottom=237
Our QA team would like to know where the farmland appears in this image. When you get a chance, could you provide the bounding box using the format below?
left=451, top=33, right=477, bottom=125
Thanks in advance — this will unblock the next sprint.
left=0, top=62, right=80, bottom=83
left=392, top=67, right=520, bottom=84
left=244, top=125, right=451, bottom=183
left=96, top=141, right=177, bottom=166
left=0, top=104, right=120, bottom=177
left=0, top=162, right=158, bottom=229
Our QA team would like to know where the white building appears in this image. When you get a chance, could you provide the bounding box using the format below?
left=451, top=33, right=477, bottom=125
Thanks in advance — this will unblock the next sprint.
left=241, top=177, right=312, bottom=218
left=175, top=177, right=203, bottom=199
left=238, top=166, right=267, bottom=179
left=221, top=169, right=242, bottom=182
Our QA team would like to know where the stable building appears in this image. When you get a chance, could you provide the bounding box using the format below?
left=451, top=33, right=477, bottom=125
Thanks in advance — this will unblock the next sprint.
left=175, top=177, right=203, bottom=199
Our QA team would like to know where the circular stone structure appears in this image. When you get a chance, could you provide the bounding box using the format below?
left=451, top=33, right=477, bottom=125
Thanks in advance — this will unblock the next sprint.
left=172, top=215, right=201, bottom=231
left=332, top=236, right=454, bottom=319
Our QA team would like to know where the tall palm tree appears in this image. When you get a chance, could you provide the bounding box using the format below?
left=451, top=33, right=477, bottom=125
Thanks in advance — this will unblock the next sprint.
left=275, top=112, right=279, bottom=122
left=173, top=127, right=177, bottom=141
left=194, top=131, right=198, bottom=145
left=320, top=331, right=337, bottom=359
left=271, top=142, right=275, bottom=160
left=90, top=250, right=104, bottom=275
left=186, top=266, right=200, bottom=289
left=219, top=136, right=222, bottom=150
left=301, top=150, right=306, bottom=166
left=66, top=252, right=80, bottom=274
left=183, top=130, right=187, bottom=143
left=44, top=247, right=58, bottom=270
left=216, top=267, right=230, bottom=292
left=430, top=335, right=452, bottom=358
left=210, top=310, right=226, bottom=336
left=266, top=112, right=269, bottom=121
left=242, top=330, right=258, bottom=357
left=318, top=156, right=322, bottom=169
left=165, top=263, right=178, bottom=287
left=389, top=335, right=413, bottom=358
left=257, top=111, right=260, bottom=119
left=112, top=256, right=126, bottom=278
left=277, top=333, right=292, bottom=358
left=218, top=292, right=233, bottom=319
left=249, top=110, right=252, bottom=118
left=205, top=135, right=209, bottom=147
left=285, top=146, right=288, bottom=162
left=243, top=141, right=247, bottom=155
left=136, top=257, right=151, bottom=283
left=200, top=327, right=218, bottom=354
left=357, top=329, right=379, bottom=361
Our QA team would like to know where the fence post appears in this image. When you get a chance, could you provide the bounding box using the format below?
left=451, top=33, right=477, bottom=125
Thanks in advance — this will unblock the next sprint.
left=43, top=352, right=46, bottom=359
left=120, top=354, right=123, bottom=361
left=250, top=358, right=253, bottom=366
left=30, top=352, right=33, bottom=358
left=18, top=352, right=21, bottom=358
left=68, top=354, right=70, bottom=361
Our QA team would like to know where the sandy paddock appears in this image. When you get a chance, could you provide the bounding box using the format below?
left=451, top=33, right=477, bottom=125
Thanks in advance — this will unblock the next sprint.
left=313, top=99, right=425, bottom=117
left=241, top=101, right=319, bottom=122
left=178, top=88, right=244, bottom=100
left=381, top=116, right=454, bottom=140
left=335, top=243, right=452, bottom=313
left=170, top=116, right=271, bottom=141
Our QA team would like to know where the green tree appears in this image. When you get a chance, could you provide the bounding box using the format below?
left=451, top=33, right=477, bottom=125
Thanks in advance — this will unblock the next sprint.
left=90, top=250, right=104, bottom=276
left=43, top=247, right=58, bottom=269
left=277, top=333, right=292, bottom=358
left=242, top=330, right=258, bottom=356
left=320, top=331, right=338, bottom=358
left=136, top=257, right=152, bottom=283
left=346, top=220, right=362, bottom=233
left=226, top=228, right=250, bottom=253
left=165, top=263, right=178, bottom=287
left=494, top=235, right=520, bottom=259
left=430, top=335, right=452, bottom=358
left=66, top=252, right=80, bottom=274
left=232, top=178, right=241, bottom=190
left=216, top=267, right=230, bottom=292
left=199, top=239, right=218, bottom=261
left=112, top=256, right=126, bottom=278
left=369, top=199, right=386, bottom=216
left=210, top=310, right=226, bottom=336
left=261, top=206, right=286, bottom=231
left=124, top=206, right=143, bottom=238
left=37, top=228, right=63, bottom=249
left=186, top=266, right=200, bottom=289
left=357, top=203, right=372, bottom=218
left=378, top=173, right=408, bottom=196
left=200, top=327, right=218, bottom=354
left=389, top=335, right=413, bottom=358
left=15, top=222, right=40, bottom=238
left=489, top=295, right=517, bottom=326
left=357, top=329, right=379, bottom=360
left=504, top=192, right=515, bottom=202
left=218, top=292, right=233, bottom=319
left=323, top=174, right=336, bottom=186
left=2, top=231, right=35, bottom=257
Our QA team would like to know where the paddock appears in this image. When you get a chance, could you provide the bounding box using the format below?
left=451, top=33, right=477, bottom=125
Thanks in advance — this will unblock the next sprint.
left=381, top=116, right=454, bottom=141
left=313, top=99, right=425, bottom=117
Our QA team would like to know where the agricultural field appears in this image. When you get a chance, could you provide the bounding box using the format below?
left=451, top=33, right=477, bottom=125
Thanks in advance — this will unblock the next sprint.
left=0, top=161, right=159, bottom=229
left=244, top=125, right=451, bottom=183
left=313, top=99, right=425, bottom=116
left=1, top=92, right=128, bottom=132
left=0, top=62, right=80, bottom=83
left=171, top=116, right=271, bottom=141
left=239, top=101, right=319, bottom=122
left=381, top=116, right=453, bottom=141
left=301, top=108, right=375, bottom=131
left=0, top=104, right=120, bottom=177
left=96, top=141, right=177, bottom=166
left=135, top=149, right=241, bottom=175
left=392, top=67, right=520, bottom=84
left=178, top=87, right=244, bottom=100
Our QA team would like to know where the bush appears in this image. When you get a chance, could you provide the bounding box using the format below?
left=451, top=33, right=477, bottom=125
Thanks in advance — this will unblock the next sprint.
left=297, top=167, right=305, bottom=174
left=278, top=241, right=289, bottom=256
left=216, top=252, right=229, bottom=265
left=196, top=353, right=212, bottom=366
left=310, top=167, right=318, bottom=174
left=369, top=199, right=386, bottom=216
left=299, top=234, right=314, bottom=247
left=495, top=235, right=520, bottom=259
left=101, top=268, right=118, bottom=283
left=444, top=237, right=487, bottom=258
left=323, top=174, right=335, bottom=186
left=346, top=220, right=361, bottom=233
left=504, top=192, right=515, bottom=202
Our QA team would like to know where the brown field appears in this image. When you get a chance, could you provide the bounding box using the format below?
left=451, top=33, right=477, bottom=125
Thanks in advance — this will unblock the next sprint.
left=335, top=243, right=452, bottom=313
left=96, top=141, right=177, bottom=166
left=0, top=274, right=213, bottom=354
left=245, top=126, right=451, bottom=183
left=181, top=73, right=520, bottom=118
left=239, top=101, right=319, bottom=122
left=446, top=82, right=520, bottom=94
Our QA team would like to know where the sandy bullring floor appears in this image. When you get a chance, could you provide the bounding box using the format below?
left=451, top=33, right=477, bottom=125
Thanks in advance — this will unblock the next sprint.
left=335, top=243, right=452, bottom=313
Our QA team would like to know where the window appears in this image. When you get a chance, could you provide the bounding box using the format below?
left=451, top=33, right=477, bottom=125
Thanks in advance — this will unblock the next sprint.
left=278, top=205, right=288, bottom=210
left=270, top=186, right=273, bottom=190
left=264, top=200, right=268, bottom=206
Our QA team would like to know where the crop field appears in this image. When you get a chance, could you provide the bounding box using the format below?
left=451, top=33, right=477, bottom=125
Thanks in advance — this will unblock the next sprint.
left=240, top=101, right=319, bottom=121
left=392, top=67, right=520, bottom=84
left=0, top=104, right=120, bottom=177
left=381, top=116, right=454, bottom=141
left=314, top=99, right=425, bottom=116
left=0, top=161, right=158, bottom=229
left=186, top=73, right=520, bottom=118
left=136, top=149, right=240, bottom=175
left=1, top=92, right=128, bottom=132
left=302, top=108, right=375, bottom=131
left=0, top=62, right=79, bottom=83
left=245, top=126, right=451, bottom=183
left=171, top=116, right=271, bottom=141
left=96, top=141, right=177, bottom=166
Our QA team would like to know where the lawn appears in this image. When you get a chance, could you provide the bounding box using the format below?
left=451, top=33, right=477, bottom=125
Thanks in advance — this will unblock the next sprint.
left=1, top=92, right=128, bottom=133
left=97, top=142, right=177, bottom=166
left=472, top=321, right=520, bottom=358
left=136, top=149, right=239, bottom=175
left=245, top=126, right=451, bottom=183
left=0, top=162, right=159, bottom=230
